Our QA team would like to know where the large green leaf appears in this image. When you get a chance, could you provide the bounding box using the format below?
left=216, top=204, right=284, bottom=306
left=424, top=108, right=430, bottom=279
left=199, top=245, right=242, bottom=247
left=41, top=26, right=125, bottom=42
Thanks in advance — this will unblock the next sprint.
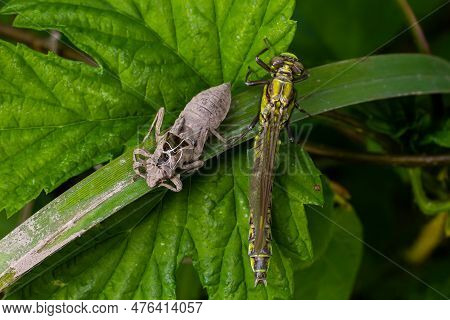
left=5, top=147, right=327, bottom=299
left=1, top=53, right=449, bottom=293
left=0, top=0, right=297, bottom=217
left=0, top=41, right=150, bottom=217
left=294, top=205, right=363, bottom=299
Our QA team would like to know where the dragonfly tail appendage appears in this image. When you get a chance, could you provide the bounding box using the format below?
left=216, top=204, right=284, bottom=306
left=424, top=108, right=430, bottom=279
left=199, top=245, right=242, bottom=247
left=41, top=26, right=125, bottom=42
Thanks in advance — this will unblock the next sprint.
left=248, top=208, right=273, bottom=287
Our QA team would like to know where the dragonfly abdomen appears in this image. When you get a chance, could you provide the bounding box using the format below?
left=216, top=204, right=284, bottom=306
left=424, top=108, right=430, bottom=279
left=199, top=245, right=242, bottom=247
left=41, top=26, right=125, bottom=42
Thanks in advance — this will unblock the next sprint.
left=248, top=207, right=273, bottom=286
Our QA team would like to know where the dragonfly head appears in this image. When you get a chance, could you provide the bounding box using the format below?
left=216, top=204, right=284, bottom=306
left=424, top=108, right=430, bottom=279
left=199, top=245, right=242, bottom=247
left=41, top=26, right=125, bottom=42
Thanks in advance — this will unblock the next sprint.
left=145, top=165, right=167, bottom=188
left=270, top=52, right=305, bottom=79
left=145, top=154, right=173, bottom=188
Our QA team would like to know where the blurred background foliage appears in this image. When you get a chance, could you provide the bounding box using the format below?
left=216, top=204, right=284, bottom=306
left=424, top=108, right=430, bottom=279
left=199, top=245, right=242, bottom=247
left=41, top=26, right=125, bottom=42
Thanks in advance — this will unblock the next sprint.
left=0, top=0, right=448, bottom=299
left=291, top=0, right=450, bottom=300
left=293, top=0, right=450, bottom=66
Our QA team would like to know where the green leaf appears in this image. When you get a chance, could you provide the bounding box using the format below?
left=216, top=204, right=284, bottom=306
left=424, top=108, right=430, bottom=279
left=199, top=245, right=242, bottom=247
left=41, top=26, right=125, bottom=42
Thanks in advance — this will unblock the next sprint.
left=0, top=0, right=297, bottom=216
left=408, top=168, right=450, bottom=215
left=1, top=53, right=449, bottom=293
left=0, top=41, right=150, bottom=217
left=422, top=118, right=450, bottom=148
left=294, top=205, right=363, bottom=299
left=272, top=144, right=324, bottom=261
left=2, top=0, right=296, bottom=108
left=294, top=54, right=450, bottom=119
left=5, top=147, right=326, bottom=299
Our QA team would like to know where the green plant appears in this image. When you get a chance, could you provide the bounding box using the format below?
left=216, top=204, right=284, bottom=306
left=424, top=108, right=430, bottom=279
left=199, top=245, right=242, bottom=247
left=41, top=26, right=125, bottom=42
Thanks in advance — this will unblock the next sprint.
left=0, top=0, right=449, bottom=299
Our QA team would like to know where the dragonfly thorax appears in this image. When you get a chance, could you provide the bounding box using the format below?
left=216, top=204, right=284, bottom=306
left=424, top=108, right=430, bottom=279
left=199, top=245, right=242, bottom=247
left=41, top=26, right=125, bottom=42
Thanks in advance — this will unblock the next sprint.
left=275, top=65, right=295, bottom=81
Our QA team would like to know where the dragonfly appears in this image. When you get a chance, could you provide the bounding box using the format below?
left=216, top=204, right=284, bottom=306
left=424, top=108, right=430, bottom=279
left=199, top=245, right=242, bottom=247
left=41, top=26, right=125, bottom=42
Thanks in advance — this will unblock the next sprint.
left=244, top=40, right=309, bottom=286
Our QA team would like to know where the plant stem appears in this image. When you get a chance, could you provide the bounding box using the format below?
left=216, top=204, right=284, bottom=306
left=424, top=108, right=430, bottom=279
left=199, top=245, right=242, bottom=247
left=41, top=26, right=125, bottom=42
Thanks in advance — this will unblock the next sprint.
left=304, top=143, right=450, bottom=167
left=408, top=168, right=450, bottom=215
left=404, top=212, right=447, bottom=265
left=446, top=214, right=450, bottom=237
left=48, top=30, right=61, bottom=54
left=395, top=0, right=431, bottom=54
left=0, top=22, right=96, bottom=66
left=19, top=201, right=34, bottom=223
left=395, top=0, right=445, bottom=120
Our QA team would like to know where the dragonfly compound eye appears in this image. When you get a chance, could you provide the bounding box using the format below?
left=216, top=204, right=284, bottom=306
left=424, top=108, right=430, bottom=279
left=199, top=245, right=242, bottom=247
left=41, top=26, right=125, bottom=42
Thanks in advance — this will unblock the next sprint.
left=270, top=56, right=285, bottom=69
left=292, top=61, right=305, bottom=76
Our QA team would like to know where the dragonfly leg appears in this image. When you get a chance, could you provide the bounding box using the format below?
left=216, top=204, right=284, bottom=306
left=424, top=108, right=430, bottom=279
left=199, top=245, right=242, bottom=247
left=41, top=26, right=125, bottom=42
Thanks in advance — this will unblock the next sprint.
left=171, top=116, right=185, bottom=135
left=285, top=119, right=295, bottom=144
left=209, top=128, right=226, bottom=143
left=293, top=89, right=312, bottom=118
left=293, top=71, right=310, bottom=83
left=193, top=128, right=209, bottom=157
left=132, top=149, right=150, bottom=179
left=132, top=162, right=147, bottom=178
left=160, top=175, right=183, bottom=192
left=226, top=112, right=260, bottom=146
left=245, top=67, right=269, bottom=87
left=180, top=160, right=204, bottom=172
left=283, top=99, right=297, bottom=143
left=133, top=148, right=153, bottom=159
left=143, top=107, right=165, bottom=142
left=133, top=148, right=153, bottom=167
left=255, top=40, right=272, bottom=73
left=295, top=101, right=312, bottom=118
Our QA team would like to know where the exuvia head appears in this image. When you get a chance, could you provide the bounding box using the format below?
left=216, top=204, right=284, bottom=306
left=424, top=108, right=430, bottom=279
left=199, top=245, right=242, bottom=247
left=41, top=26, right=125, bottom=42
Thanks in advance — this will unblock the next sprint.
left=144, top=154, right=176, bottom=187
left=269, top=52, right=305, bottom=79
left=145, top=165, right=167, bottom=188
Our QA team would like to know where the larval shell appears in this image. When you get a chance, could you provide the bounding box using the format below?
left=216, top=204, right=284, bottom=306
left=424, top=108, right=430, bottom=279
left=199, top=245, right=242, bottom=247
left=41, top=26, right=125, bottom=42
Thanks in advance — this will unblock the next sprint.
left=180, top=83, right=231, bottom=131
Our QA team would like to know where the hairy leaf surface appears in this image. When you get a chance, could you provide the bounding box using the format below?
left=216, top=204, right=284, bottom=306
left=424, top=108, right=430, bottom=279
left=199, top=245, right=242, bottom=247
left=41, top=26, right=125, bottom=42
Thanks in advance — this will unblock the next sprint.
left=0, top=41, right=150, bottom=216
left=6, top=147, right=327, bottom=299
left=2, top=0, right=296, bottom=110
left=0, top=0, right=297, bottom=216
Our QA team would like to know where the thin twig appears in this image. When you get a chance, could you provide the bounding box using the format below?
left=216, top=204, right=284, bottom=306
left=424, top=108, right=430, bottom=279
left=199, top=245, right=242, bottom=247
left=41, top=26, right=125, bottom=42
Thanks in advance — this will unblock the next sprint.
left=315, top=115, right=367, bottom=146
left=48, top=30, right=61, bottom=54
left=304, top=143, right=450, bottom=167
left=0, top=22, right=96, bottom=66
left=395, top=0, right=445, bottom=120
left=19, top=201, right=34, bottom=223
left=396, top=0, right=432, bottom=54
